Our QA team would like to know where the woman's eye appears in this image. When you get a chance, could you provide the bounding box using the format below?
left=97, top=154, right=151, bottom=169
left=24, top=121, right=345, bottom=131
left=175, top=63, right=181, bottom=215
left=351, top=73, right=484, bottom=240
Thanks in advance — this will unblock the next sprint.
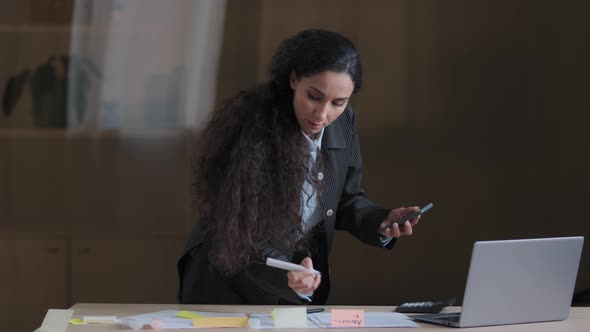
left=308, top=93, right=321, bottom=101
left=332, top=101, right=345, bottom=107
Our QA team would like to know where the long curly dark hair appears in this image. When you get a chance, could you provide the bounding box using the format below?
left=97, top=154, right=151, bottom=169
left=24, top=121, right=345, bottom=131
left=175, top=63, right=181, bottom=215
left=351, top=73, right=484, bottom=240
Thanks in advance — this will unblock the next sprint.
left=192, top=29, right=363, bottom=275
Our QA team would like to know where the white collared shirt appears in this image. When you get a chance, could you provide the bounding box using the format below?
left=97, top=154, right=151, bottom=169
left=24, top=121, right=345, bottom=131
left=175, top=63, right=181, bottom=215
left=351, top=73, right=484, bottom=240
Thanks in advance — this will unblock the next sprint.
left=300, top=129, right=324, bottom=235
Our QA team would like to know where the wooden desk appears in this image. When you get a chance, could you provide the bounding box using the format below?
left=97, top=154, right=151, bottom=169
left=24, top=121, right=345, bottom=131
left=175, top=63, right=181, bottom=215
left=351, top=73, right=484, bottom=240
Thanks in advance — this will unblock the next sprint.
left=67, top=303, right=590, bottom=331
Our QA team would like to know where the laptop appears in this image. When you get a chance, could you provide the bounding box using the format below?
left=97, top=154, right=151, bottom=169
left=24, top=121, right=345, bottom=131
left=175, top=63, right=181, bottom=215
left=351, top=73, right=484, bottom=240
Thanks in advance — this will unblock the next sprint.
left=412, top=236, right=584, bottom=328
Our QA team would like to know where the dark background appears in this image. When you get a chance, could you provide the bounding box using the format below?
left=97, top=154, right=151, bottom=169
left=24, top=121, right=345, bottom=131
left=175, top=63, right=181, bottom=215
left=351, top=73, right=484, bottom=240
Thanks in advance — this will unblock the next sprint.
left=217, top=0, right=590, bottom=305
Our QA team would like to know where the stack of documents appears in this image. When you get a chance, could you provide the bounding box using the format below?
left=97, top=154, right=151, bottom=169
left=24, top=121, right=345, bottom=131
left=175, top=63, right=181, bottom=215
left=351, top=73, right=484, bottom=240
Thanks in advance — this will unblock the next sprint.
left=118, top=310, right=246, bottom=330
left=117, top=309, right=418, bottom=329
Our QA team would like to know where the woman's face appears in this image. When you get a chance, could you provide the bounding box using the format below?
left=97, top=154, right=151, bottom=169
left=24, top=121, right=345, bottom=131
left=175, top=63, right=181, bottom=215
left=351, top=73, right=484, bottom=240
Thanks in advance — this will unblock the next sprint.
left=290, top=70, right=354, bottom=137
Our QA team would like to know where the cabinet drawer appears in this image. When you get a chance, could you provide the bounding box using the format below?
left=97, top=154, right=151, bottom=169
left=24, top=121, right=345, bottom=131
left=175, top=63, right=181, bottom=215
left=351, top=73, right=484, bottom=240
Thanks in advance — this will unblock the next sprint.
left=70, top=238, right=185, bottom=304
left=0, top=239, right=67, bottom=332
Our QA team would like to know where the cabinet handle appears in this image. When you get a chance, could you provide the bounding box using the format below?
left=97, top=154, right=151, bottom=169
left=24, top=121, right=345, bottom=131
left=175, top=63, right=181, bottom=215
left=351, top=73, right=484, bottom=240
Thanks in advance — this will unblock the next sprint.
left=78, top=248, right=91, bottom=255
left=46, top=248, right=60, bottom=254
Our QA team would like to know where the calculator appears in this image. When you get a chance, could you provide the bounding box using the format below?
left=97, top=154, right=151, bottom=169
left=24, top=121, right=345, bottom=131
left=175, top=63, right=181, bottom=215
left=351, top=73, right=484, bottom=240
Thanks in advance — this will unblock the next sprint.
left=394, top=298, right=456, bottom=314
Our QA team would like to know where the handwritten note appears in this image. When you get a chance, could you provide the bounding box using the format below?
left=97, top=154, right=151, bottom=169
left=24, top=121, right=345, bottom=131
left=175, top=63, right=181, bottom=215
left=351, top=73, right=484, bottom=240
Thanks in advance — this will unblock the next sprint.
left=330, top=309, right=365, bottom=327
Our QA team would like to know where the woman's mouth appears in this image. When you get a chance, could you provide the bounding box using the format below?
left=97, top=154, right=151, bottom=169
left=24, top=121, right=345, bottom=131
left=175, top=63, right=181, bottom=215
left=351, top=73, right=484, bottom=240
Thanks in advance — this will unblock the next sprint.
left=307, top=120, right=323, bottom=129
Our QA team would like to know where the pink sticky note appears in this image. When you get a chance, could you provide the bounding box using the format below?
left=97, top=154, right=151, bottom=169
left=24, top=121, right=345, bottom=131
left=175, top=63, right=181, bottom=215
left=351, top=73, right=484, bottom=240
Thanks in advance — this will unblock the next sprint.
left=150, top=318, right=164, bottom=329
left=330, top=309, right=365, bottom=327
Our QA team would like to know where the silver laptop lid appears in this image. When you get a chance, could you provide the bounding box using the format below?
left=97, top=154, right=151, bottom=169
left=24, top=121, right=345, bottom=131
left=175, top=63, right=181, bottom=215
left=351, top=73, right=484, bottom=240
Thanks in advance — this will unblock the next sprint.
left=460, top=236, right=584, bottom=327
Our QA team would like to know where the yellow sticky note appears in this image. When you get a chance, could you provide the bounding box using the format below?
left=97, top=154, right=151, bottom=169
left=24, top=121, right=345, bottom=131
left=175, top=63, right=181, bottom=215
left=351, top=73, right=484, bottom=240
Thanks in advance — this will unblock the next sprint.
left=192, top=317, right=249, bottom=328
left=176, top=311, right=205, bottom=319
left=68, top=319, right=87, bottom=325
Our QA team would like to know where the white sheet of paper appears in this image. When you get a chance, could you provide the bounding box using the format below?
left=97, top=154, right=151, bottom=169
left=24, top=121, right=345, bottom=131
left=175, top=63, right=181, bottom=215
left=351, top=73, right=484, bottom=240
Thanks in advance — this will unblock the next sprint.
left=273, top=307, right=308, bottom=328
left=309, top=312, right=419, bottom=328
left=248, top=314, right=276, bottom=329
left=35, top=309, right=74, bottom=332
left=82, top=315, right=117, bottom=324
left=249, top=313, right=317, bottom=329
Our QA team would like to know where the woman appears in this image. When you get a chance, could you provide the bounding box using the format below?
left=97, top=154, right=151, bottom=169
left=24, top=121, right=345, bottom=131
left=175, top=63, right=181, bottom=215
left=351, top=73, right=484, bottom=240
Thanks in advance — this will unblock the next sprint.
left=177, top=29, right=422, bottom=305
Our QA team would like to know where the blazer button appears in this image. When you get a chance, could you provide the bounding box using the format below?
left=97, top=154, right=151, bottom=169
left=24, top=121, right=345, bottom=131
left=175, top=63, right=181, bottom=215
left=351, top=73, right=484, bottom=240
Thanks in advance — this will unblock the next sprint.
left=318, top=172, right=324, bottom=180
left=326, top=209, right=333, bottom=217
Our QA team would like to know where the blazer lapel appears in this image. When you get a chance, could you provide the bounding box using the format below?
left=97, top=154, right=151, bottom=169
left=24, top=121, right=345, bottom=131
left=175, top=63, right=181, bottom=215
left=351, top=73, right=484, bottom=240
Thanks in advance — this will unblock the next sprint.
left=321, top=114, right=347, bottom=150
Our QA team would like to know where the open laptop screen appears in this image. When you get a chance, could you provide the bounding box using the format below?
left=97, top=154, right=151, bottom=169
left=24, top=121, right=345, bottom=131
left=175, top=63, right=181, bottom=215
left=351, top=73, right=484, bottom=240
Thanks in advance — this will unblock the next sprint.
left=414, top=236, right=584, bottom=328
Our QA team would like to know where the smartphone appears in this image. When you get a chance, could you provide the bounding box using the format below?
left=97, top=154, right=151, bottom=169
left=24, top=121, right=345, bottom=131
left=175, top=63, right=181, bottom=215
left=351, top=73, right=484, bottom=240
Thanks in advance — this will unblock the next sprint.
left=378, top=202, right=433, bottom=233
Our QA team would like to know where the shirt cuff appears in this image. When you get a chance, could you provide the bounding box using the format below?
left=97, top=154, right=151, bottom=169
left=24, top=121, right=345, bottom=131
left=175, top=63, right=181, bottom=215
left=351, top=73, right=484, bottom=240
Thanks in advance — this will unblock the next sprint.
left=380, top=234, right=394, bottom=246
left=296, top=291, right=313, bottom=302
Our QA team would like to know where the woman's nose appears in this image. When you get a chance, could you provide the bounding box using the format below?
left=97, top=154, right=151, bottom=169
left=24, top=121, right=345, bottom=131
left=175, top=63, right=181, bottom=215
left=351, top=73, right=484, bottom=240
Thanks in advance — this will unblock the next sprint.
left=314, top=103, right=330, bottom=122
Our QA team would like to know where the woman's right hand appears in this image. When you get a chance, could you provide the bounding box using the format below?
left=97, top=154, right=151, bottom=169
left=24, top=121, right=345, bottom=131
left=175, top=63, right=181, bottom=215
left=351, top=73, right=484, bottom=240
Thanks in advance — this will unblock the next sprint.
left=287, top=257, right=321, bottom=294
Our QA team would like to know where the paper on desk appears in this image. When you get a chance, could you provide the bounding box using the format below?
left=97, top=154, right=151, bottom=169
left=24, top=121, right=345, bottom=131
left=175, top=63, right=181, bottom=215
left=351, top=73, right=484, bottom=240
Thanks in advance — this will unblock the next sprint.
left=309, top=312, right=418, bottom=328
left=273, top=307, right=308, bottom=328
left=248, top=314, right=317, bottom=329
left=117, top=310, right=246, bottom=330
left=83, top=315, right=118, bottom=324
left=35, top=309, right=74, bottom=332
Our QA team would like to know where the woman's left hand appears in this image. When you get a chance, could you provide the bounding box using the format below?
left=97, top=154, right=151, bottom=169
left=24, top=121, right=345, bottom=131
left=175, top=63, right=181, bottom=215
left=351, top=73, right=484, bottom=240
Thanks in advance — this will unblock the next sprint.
left=287, top=257, right=321, bottom=294
left=378, top=206, right=421, bottom=238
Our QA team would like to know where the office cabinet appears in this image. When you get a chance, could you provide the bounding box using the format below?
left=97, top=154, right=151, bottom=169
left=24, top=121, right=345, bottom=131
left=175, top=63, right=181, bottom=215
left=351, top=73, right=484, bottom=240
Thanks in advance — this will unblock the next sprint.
left=0, top=239, right=67, bottom=332
left=0, top=237, right=185, bottom=332
left=70, top=238, right=185, bottom=304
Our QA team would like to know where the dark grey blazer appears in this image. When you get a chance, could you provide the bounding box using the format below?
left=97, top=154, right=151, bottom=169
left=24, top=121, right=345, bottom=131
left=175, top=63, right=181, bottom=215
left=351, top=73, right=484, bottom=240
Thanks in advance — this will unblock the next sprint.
left=177, top=106, right=396, bottom=305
